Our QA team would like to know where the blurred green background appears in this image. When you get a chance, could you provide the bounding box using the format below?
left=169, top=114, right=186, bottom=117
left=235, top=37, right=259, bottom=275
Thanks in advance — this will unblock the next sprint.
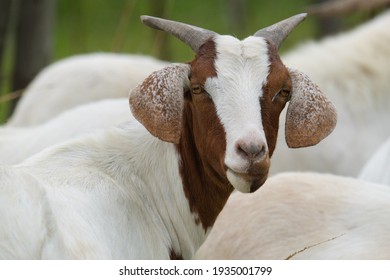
left=0, top=0, right=376, bottom=123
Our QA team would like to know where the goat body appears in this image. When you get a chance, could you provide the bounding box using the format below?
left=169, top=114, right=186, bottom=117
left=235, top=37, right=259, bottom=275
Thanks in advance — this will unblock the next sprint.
left=0, top=122, right=205, bottom=259
left=359, top=137, right=390, bottom=185
left=194, top=172, right=390, bottom=260
left=7, top=54, right=168, bottom=126
left=0, top=98, right=130, bottom=165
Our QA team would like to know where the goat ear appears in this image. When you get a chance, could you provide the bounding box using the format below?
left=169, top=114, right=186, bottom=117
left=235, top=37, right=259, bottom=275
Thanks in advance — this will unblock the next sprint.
left=285, top=68, right=337, bottom=148
left=129, top=63, right=190, bottom=144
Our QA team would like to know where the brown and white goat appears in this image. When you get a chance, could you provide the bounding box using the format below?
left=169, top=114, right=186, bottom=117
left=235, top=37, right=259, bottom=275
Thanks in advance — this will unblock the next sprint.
left=131, top=14, right=336, bottom=195
left=0, top=14, right=336, bottom=259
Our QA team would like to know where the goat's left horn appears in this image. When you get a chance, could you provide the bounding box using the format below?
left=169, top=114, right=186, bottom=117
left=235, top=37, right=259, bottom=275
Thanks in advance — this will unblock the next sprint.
left=253, top=13, right=307, bottom=49
left=141, top=15, right=217, bottom=53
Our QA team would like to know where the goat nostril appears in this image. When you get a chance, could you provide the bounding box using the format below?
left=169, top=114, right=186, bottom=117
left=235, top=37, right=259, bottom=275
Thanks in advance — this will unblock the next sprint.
left=236, top=142, right=267, bottom=160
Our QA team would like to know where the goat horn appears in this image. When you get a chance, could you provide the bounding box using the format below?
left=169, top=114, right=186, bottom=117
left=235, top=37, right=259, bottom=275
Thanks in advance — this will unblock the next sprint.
left=141, top=15, right=217, bottom=53
left=253, top=13, right=307, bottom=49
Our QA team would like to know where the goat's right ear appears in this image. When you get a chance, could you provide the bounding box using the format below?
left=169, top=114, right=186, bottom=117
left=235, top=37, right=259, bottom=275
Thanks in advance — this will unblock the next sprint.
left=129, top=63, right=190, bottom=144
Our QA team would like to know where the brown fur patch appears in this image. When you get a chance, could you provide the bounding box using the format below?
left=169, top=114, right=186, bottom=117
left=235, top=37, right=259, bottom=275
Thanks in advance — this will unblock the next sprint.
left=176, top=41, right=233, bottom=231
left=260, top=43, right=292, bottom=156
left=177, top=99, right=233, bottom=230
left=189, top=40, right=219, bottom=85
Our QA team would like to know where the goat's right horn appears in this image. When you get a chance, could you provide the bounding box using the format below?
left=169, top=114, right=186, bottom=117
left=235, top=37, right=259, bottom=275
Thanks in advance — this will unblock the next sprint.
left=253, top=13, right=307, bottom=49
left=141, top=15, right=217, bottom=53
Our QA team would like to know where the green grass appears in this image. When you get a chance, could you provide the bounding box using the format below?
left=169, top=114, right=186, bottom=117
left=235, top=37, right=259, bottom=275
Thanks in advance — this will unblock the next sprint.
left=52, top=0, right=315, bottom=61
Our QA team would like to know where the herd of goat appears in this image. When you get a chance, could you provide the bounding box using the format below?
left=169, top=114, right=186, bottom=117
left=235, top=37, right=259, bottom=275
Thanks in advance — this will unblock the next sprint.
left=0, top=4, right=389, bottom=259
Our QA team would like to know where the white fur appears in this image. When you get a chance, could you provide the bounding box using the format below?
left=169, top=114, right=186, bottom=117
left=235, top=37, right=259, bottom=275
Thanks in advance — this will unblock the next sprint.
left=206, top=36, right=270, bottom=192
left=0, top=98, right=130, bottom=165
left=193, top=172, right=390, bottom=260
left=359, top=137, right=390, bottom=185
left=7, top=53, right=169, bottom=126
left=271, top=10, right=390, bottom=176
left=0, top=122, right=205, bottom=259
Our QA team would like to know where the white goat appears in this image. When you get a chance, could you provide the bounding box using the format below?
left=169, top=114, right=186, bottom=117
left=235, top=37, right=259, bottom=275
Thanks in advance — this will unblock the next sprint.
left=359, top=137, right=390, bottom=185
left=0, top=14, right=337, bottom=259
left=0, top=98, right=130, bottom=165
left=7, top=53, right=168, bottom=126
left=271, top=10, right=390, bottom=177
left=193, top=172, right=390, bottom=260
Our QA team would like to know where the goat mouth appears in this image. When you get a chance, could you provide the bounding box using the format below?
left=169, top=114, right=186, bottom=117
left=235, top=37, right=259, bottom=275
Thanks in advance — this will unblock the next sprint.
left=228, top=169, right=258, bottom=180
left=227, top=168, right=268, bottom=186
left=228, top=168, right=268, bottom=193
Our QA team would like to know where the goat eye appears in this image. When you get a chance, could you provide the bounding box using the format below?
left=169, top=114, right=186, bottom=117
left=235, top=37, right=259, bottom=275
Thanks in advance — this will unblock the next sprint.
left=280, top=88, right=291, bottom=99
left=191, top=84, right=203, bottom=94
left=272, top=88, right=291, bottom=102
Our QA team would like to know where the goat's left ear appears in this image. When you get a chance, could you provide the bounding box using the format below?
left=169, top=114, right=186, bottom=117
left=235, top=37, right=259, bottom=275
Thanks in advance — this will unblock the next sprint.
left=129, top=63, right=190, bottom=144
left=285, top=68, right=337, bottom=148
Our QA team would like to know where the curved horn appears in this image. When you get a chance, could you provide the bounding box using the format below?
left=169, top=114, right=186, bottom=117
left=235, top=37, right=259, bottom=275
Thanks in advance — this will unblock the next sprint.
left=253, top=13, right=307, bottom=49
left=141, top=15, right=217, bottom=53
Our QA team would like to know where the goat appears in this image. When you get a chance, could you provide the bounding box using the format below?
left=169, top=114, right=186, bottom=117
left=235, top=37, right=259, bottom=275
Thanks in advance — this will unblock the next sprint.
left=271, top=10, right=390, bottom=176
left=0, top=14, right=336, bottom=259
left=359, top=137, right=390, bottom=185
left=7, top=53, right=168, bottom=127
left=0, top=98, right=130, bottom=165
left=193, top=172, right=390, bottom=260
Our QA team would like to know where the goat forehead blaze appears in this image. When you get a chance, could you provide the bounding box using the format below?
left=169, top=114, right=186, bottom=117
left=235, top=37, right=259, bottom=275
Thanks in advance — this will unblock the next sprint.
left=198, top=36, right=273, bottom=144
left=191, top=37, right=275, bottom=156
left=201, top=36, right=271, bottom=92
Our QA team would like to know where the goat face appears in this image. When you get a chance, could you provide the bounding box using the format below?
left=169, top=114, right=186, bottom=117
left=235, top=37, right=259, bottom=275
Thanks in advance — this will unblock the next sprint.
left=187, top=36, right=292, bottom=193
left=130, top=15, right=337, bottom=193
